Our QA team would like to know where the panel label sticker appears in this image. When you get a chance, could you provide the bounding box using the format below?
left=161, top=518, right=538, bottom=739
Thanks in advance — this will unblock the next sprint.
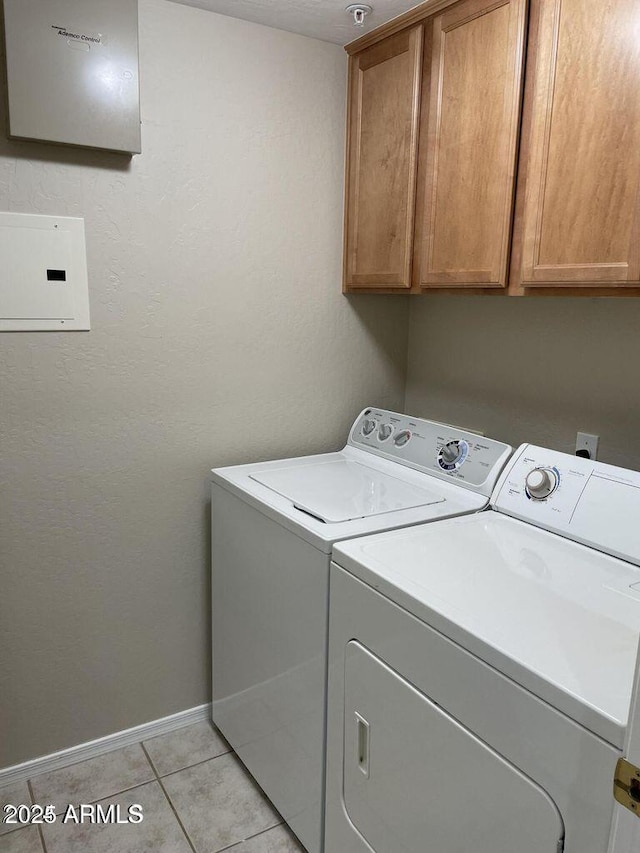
left=50, top=25, right=104, bottom=46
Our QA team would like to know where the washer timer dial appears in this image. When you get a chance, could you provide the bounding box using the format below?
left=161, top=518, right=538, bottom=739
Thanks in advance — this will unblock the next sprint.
left=438, top=440, right=469, bottom=471
left=525, top=467, right=559, bottom=500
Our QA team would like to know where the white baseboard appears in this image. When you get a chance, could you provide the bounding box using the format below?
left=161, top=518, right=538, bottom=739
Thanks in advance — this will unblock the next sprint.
left=0, top=703, right=212, bottom=787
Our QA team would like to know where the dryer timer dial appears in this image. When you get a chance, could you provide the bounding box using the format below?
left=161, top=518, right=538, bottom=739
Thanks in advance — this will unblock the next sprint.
left=525, top=467, right=558, bottom=500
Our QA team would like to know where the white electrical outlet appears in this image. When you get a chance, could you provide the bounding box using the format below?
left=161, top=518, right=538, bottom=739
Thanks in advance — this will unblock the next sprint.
left=576, top=432, right=599, bottom=460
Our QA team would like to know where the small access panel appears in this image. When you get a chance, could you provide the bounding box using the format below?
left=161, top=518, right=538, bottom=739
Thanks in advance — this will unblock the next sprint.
left=0, top=212, right=90, bottom=331
left=343, top=641, right=565, bottom=853
left=2, top=0, right=140, bottom=154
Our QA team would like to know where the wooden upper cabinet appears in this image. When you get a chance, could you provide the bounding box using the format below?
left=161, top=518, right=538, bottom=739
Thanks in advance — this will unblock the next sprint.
left=343, top=0, right=640, bottom=296
left=416, top=0, right=528, bottom=289
left=517, top=0, right=640, bottom=289
left=344, top=27, right=423, bottom=290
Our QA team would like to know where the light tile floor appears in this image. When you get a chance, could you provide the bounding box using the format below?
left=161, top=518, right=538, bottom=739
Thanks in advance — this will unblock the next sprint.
left=0, top=722, right=305, bottom=853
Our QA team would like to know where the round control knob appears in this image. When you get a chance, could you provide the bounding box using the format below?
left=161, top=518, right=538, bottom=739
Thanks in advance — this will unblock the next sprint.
left=394, top=429, right=411, bottom=447
left=525, top=468, right=558, bottom=500
left=441, top=441, right=462, bottom=465
left=438, top=439, right=469, bottom=471
left=361, top=418, right=376, bottom=436
left=378, top=423, right=393, bottom=441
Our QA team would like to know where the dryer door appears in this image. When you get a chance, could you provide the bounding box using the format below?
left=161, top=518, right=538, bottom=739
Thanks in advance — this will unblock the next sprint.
left=344, top=641, right=565, bottom=853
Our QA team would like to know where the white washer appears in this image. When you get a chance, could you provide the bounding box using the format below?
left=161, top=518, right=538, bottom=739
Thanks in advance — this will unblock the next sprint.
left=325, top=444, right=640, bottom=853
left=210, top=408, right=512, bottom=853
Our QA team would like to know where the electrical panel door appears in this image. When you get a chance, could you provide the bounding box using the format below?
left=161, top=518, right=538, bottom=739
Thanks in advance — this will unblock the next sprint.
left=3, top=0, right=140, bottom=154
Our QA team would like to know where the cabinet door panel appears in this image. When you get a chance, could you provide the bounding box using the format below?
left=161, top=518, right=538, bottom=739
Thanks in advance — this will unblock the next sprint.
left=418, top=0, right=527, bottom=289
left=345, top=27, right=423, bottom=289
left=520, top=0, right=640, bottom=286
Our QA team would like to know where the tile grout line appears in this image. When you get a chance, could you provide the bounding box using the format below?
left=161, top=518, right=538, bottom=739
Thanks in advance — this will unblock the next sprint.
left=242, top=820, right=287, bottom=846
left=0, top=817, right=29, bottom=837
left=19, top=728, right=229, bottom=824
left=215, top=820, right=288, bottom=853
left=157, top=747, right=232, bottom=781
left=27, top=779, right=48, bottom=853
left=29, top=777, right=157, bottom=810
left=1, top=774, right=131, bottom=841
left=206, top=750, right=290, bottom=853
left=11, top=732, right=297, bottom=853
left=140, top=741, right=198, bottom=853
left=36, top=820, right=48, bottom=853
left=140, top=743, right=288, bottom=853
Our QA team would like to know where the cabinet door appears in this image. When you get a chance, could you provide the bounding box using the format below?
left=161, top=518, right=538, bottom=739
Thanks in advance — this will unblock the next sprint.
left=417, top=0, right=527, bottom=289
left=519, top=0, right=640, bottom=288
left=344, top=27, right=423, bottom=290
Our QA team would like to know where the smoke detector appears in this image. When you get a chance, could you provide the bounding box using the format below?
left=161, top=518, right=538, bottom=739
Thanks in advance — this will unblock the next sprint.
left=346, top=4, right=373, bottom=26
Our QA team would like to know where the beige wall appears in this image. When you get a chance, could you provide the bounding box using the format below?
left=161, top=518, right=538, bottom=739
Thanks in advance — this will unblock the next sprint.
left=406, top=296, right=640, bottom=469
left=0, top=0, right=409, bottom=767
left=8, top=0, right=634, bottom=774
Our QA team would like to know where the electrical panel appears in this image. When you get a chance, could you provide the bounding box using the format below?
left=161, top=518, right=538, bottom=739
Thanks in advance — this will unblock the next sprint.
left=0, top=212, right=90, bottom=331
left=2, top=0, right=141, bottom=154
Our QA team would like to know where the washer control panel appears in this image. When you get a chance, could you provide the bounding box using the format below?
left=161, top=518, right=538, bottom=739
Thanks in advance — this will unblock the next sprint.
left=348, top=408, right=512, bottom=495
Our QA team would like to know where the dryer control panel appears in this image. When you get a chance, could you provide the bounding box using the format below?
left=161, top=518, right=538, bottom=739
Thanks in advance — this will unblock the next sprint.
left=493, top=444, right=640, bottom=567
left=348, top=408, right=512, bottom=496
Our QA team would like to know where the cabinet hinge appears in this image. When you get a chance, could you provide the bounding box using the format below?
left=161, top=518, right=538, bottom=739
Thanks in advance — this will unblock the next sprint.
left=614, top=757, right=640, bottom=818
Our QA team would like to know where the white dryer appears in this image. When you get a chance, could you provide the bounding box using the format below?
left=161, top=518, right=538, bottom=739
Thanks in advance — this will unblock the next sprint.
left=210, top=408, right=512, bottom=853
left=324, top=444, right=640, bottom=853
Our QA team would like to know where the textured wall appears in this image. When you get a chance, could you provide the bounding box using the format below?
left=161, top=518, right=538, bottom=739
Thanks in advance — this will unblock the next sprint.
left=0, top=0, right=409, bottom=767
left=406, top=296, right=640, bottom=469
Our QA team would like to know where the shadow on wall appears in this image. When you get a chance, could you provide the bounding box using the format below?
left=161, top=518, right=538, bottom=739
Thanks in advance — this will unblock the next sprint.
left=345, top=293, right=411, bottom=380
left=406, top=294, right=640, bottom=469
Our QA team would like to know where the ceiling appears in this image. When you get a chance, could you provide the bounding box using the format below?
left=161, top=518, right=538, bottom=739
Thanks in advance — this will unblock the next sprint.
left=167, top=0, right=423, bottom=45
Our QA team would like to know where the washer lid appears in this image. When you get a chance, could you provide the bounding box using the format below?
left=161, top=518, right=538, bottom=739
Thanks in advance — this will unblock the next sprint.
left=250, top=459, right=446, bottom=523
